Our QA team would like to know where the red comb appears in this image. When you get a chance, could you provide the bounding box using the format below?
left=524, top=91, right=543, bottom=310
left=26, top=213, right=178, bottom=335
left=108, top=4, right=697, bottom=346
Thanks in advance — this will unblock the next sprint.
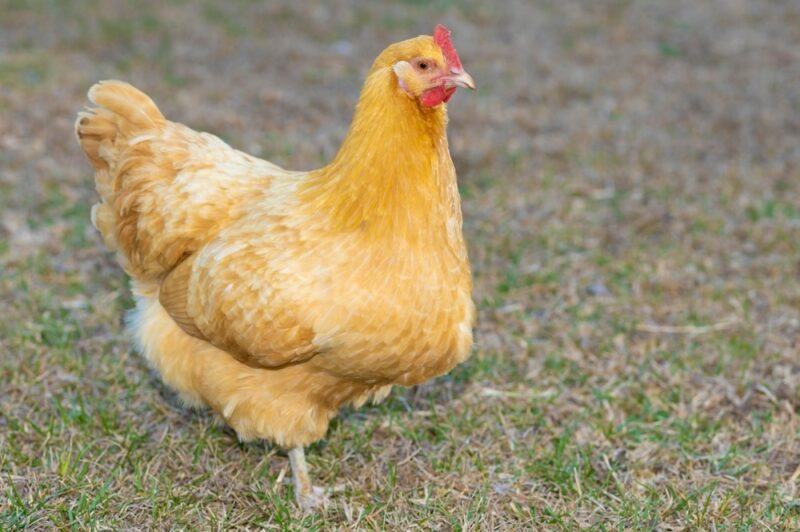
left=433, top=24, right=462, bottom=70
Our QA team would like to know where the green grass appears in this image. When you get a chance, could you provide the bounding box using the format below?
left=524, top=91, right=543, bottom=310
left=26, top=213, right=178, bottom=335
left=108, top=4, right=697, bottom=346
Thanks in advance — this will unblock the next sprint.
left=2, top=0, right=800, bottom=529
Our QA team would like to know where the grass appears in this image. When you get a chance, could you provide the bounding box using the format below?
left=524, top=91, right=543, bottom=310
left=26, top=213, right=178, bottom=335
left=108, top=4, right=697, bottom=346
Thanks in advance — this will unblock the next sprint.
left=2, top=0, right=800, bottom=529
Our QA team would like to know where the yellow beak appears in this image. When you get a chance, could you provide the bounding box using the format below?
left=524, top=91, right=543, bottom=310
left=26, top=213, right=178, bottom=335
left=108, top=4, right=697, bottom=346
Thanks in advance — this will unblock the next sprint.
left=443, top=68, right=476, bottom=90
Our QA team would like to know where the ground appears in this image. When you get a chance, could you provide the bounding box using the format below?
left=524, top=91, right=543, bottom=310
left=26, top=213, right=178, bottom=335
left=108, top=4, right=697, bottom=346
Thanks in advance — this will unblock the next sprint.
left=1, top=0, right=799, bottom=529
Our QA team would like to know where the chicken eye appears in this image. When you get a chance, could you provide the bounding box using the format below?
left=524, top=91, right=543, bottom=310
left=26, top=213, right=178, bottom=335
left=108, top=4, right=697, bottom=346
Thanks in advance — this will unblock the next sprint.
left=418, top=61, right=428, bottom=70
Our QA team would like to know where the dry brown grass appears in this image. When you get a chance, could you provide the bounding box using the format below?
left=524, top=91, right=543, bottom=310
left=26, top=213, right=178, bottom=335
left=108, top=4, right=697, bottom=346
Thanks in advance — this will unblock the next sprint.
left=2, top=0, right=799, bottom=529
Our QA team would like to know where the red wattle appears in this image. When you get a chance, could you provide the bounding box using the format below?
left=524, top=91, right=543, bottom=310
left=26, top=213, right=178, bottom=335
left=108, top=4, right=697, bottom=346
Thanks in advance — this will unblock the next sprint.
left=420, top=86, right=457, bottom=107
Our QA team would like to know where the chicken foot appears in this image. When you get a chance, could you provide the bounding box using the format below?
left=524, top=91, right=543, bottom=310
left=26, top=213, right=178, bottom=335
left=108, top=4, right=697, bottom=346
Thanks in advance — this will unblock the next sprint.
left=288, top=446, right=327, bottom=511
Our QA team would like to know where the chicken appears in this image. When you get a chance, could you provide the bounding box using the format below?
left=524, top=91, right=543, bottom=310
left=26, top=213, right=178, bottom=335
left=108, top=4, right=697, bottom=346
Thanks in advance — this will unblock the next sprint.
left=75, top=24, right=476, bottom=510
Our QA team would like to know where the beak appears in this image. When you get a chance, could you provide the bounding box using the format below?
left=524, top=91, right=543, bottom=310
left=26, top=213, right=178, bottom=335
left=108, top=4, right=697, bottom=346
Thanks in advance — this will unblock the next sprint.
left=442, top=68, right=476, bottom=90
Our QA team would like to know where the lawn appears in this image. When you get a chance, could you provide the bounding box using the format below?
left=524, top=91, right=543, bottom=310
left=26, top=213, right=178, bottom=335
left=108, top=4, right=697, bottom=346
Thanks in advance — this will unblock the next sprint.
left=1, top=0, right=799, bottom=529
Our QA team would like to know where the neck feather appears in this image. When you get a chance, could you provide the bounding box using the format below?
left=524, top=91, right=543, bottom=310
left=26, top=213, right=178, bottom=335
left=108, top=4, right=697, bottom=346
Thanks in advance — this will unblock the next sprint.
left=300, top=66, right=457, bottom=242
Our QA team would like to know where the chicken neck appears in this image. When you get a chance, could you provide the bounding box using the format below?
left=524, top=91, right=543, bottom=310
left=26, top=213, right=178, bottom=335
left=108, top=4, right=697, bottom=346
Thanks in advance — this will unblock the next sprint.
left=300, top=66, right=460, bottom=245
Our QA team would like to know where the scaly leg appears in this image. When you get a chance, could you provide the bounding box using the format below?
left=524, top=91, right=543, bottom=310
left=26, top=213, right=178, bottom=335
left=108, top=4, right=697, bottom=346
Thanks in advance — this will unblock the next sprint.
left=288, top=446, right=327, bottom=511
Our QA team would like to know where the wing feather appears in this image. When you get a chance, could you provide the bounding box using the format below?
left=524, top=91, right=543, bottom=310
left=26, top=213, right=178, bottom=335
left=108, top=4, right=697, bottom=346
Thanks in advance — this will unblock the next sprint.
left=159, top=255, right=206, bottom=340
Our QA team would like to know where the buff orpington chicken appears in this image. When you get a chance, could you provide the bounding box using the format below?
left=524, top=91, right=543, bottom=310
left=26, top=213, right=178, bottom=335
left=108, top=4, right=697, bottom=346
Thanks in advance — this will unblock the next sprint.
left=75, top=24, right=476, bottom=510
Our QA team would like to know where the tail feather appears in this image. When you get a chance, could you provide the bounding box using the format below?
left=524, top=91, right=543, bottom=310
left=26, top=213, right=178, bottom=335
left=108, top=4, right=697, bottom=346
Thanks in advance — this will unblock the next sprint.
left=76, top=80, right=166, bottom=264
left=76, top=79, right=262, bottom=280
left=75, top=80, right=164, bottom=171
left=87, top=80, right=164, bottom=132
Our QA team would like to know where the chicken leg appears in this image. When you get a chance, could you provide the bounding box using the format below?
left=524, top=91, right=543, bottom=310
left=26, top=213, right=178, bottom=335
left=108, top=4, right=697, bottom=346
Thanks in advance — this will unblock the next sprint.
left=288, top=446, right=327, bottom=511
